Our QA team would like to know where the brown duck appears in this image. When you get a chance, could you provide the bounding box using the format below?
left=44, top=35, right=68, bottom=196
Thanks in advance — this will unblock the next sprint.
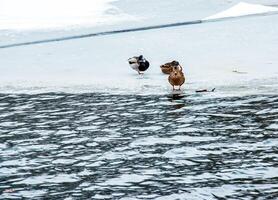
left=160, top=60, right=180, bottom=74
left=168, top=65, right=185, bottom=91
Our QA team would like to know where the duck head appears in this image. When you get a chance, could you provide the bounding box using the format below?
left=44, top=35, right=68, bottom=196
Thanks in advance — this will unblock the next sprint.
left=172, top=66, right=179, bottom=76
left=128, top=57, right=137, bottom=64
left=174, top=65, right=181, bottom=70
left=171, top=60, right=180, bottom=66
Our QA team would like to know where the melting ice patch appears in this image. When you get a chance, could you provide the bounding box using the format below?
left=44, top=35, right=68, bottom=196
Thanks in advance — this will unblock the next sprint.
left=0, top=0, right=135, bottom=30
left=203, top=2, right=278, bottom=21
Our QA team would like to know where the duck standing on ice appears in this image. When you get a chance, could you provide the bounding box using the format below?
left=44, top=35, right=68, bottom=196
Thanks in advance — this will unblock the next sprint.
left=128, top=55, right=150, bottom=75
left=168, top=64, right=185, bottom=91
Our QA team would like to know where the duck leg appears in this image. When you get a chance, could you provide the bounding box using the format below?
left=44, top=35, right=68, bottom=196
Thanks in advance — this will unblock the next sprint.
left=178, top=86, right=181, bottom=91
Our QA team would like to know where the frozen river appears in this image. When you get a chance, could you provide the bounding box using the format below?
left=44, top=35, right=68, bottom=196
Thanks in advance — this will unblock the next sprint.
left=0, top=0, right=278, bottom=199
left=0, top=0, right=278, bottom=94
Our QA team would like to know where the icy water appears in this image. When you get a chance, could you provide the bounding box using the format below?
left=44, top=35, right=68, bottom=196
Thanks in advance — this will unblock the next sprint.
left=1, top=0, right=278, bottom=199
left=0, top=93, right=278, bottom=199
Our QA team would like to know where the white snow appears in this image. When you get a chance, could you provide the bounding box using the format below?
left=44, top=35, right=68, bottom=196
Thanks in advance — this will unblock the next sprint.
left=0, top=0, right=135, bottom=30
left=204, top=2, right=278, bottom=21
left=0, top=1, right=278, bottom=95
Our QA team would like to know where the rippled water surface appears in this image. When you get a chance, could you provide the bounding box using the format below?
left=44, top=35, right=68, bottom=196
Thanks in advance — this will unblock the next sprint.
left=0, top=93, right=278, bottom=199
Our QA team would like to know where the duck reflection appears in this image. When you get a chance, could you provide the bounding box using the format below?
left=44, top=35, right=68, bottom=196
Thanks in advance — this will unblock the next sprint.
left=167, top=94, right=186, bottom=110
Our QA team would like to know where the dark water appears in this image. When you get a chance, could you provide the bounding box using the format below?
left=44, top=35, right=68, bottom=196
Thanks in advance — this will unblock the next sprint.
left=0, top=93, right=277, bottom=199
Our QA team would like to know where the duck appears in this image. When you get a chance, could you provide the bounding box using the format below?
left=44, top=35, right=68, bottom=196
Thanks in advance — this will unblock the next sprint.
left=168, top=64, right=185, bottom=91
left=128, top=55, right=150, bottom=75
left=160, top=60, right=180, bottom=74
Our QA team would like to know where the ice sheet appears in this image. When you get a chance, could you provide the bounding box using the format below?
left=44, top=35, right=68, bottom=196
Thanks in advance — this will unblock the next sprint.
left=0, top=1, right=277, bottom=95
left=204, top=2, right=278, bottom=21
left=0, top=0, right=135, bottom=30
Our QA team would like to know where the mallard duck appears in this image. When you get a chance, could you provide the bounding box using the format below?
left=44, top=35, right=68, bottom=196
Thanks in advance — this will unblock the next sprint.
left=160, top=60, right=180, bottom=74
left=168, top=65, right=185, bottom=91
left=128, top=55, right=150, bottom=75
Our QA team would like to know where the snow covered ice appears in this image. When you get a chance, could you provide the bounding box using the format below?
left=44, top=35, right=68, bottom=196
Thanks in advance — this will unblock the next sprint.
left=0, top=1, right=278, bottom=95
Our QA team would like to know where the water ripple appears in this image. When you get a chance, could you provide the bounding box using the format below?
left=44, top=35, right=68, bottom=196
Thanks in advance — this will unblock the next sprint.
left=0, top=93, right=277, bottom=199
